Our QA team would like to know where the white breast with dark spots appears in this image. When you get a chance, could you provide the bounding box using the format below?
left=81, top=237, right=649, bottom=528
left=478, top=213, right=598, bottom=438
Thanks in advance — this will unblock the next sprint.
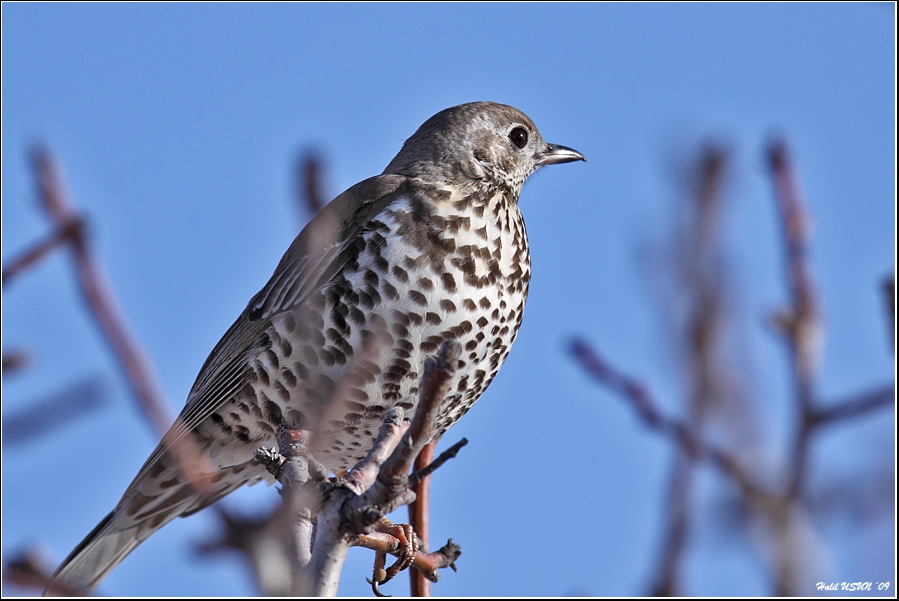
left=215, top=186, right=530, bottom=473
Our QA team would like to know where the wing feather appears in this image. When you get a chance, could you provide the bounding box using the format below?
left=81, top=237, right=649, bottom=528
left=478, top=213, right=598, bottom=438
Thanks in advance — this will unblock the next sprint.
left=129, top=174, right=409, bottom=485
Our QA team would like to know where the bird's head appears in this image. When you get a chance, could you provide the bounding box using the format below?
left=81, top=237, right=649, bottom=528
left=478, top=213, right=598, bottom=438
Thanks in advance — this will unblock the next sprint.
left=384, top=101, right=585, bottom=195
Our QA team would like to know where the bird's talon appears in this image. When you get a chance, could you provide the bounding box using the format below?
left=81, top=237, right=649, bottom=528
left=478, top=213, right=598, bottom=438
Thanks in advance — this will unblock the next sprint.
left=366, top=576, right=391, bottom=598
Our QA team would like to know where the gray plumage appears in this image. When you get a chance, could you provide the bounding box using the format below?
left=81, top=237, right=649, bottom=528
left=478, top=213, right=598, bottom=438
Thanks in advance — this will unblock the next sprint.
left=47, top=101, right=584, bottom=594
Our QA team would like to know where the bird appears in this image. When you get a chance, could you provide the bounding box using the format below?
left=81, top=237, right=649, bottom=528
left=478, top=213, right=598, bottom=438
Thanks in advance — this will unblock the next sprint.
left=47, top=101, right=585, bottom=594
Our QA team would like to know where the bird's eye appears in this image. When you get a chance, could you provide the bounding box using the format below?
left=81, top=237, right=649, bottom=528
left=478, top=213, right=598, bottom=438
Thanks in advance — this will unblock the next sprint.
left=509, top=127, right=528, bottom=149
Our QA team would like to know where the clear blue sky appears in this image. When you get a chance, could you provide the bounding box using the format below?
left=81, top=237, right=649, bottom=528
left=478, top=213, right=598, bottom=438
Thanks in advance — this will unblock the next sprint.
left=2, top=3, right=895, bottom=596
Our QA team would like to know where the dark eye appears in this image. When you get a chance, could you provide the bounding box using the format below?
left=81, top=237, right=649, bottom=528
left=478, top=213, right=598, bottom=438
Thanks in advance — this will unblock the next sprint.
left=509, top=127, right=528, bottom=149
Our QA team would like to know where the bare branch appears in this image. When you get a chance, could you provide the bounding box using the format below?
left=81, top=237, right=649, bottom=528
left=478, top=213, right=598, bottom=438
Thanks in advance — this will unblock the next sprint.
left=380, top=340, right=462, bottom=482
left=883, top=275, right=894, bottom=351
left=2, top=548, right=54, bottom=592
left=409, top=438, right=468, bottom=488
left=295, top=406, right=413, bottom=596
left=812, top=384, right=895, bottom=426
left=297, top=150, right=327, bottom=218
left=569, top=338, right=768, bottom=500
left=409, top=441, right=436, bottom=596
left=343, top=409, right=411, bottom=496
left=768, top=139, right=824, bottom=506
left=257, top=340, right=463, bottom=596
left=651, top=145, right=729, bottom=596
left=1, top=216, right=83, bottom=285
left=768, top=139, right=824, bottom=392
left=2, top=377, right=107, bottom=447
left=29, top=147, right=174, bottom=435
left=2, top=349, right=32, bottom=375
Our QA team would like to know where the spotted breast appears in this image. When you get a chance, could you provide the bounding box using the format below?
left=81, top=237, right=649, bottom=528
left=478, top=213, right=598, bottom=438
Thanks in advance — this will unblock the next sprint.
left=224, top=180, right=531, bottom=472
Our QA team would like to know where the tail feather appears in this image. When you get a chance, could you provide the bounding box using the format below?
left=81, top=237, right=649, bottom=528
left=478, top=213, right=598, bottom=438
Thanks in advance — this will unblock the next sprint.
left=45, top=511, right=148, bottom=596
left=44, top=457, right=258, bottom=596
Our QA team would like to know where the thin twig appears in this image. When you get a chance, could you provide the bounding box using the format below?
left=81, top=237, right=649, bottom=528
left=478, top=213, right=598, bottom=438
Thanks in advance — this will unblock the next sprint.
left=2, top=377, right=107, bottom=446
left=768, top=139, right=823, bottom=501
left=3, top=548, right=88, bottom=597
left=409, top=438, right=468, bottom=487
left=812, top=385, right=895, bottom=426
left=30, top=147, right=174, bottom=435
left=652, top=145, right=728, bottom=596
left=380, top=341, right=462, bottom=482
left=409, top=441, right=435, bottom=596
left=2, top=349, right=32, bottom=375
left=569, top=338, right=767, bottom=499
left=883, top=276, right=894, bottom=351
left=1, top=217, right=83, bottom=285
left=297, top=150, right=326, bottom=217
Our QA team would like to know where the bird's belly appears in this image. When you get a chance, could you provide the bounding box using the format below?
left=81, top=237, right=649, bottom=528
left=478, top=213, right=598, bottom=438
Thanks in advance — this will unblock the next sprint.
left=208, top=199, right=530, bottom=474
left=308, top=253, right=526, bottom=470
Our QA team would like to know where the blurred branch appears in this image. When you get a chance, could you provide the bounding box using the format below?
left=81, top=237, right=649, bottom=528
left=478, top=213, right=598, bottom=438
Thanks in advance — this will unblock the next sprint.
left=197, top=505, right=293, bottom=596
left=1, top=216, right=83, bottom=285
left=569, top=339, right=768, bottom=501
left=30, top=147, right=174, bottom=435
left=2, top=349, right=32, bottom=375
left=297, top=150, right=327, bottom=218
left=883, top=275, right=894, bottom=351
left=2, top=548, right=76, bottom=596
left=2, top=376, right=107, bottom=447
left=769, top=140, right=823, bottom=389
left=812, top=384, right=895, bottom=426
left=571, top=136, right=895, bottom=596
left=768, top=139, right=823, bottom=503
left=651, top=145, right=728, bottom=596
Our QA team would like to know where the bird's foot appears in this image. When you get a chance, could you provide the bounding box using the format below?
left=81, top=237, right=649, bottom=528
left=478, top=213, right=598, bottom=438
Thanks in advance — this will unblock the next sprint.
left=363, top=518, right=418, bottom=596
left=356, top=521, right=461, bottom=596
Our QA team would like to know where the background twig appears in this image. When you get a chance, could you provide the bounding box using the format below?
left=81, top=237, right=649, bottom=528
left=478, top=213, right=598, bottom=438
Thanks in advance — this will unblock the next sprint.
left=30, top=147, right=174, bottom=435
left=571, top=137, right=893, bottom=597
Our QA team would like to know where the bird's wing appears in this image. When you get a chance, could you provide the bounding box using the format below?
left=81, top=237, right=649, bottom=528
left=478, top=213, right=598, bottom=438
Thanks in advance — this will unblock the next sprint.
left=128, top=173, right=410, bottom=486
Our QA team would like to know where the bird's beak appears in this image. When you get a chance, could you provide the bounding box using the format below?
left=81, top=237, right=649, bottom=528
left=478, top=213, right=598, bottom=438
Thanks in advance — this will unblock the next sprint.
left=537, top=143, right=586, bottom=166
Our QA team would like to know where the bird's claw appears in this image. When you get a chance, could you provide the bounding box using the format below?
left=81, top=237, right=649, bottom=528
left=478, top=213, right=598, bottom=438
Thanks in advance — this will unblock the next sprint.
left=365, top=519, right=419, bottom=596
left=366, top=574, right=391, bottom=598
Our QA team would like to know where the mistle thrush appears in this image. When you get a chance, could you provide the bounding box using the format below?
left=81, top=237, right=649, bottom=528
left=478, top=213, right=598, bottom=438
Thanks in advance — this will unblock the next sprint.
left=49, top=101, right=585, bottom=593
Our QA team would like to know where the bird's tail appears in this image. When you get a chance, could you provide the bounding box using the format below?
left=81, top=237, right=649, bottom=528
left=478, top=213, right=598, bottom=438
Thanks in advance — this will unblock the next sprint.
left=44, top=509, right=152, bottom=596
left=44, top=451, right=254, bottom=596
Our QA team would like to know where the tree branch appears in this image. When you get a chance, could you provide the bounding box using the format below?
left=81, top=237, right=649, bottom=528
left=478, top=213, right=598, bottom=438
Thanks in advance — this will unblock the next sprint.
left=255, top=340, right=464, bottom=596
left=569, top=338, right=769, bottom=501
left=1, top=216, right=83, bottom=285
left=812, top=384, right=895, bottom=426
left=30, top=147, right=174, bottom=435
left=296, top=150, right=327, bottom=218
left=768, top=139, right=823, bottom=502
left=409, top=441, right=435, bottom=596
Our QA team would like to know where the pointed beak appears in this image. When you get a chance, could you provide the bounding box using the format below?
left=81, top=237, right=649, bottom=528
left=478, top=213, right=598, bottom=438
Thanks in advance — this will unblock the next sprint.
left=537, top=143, right=587, bottom=166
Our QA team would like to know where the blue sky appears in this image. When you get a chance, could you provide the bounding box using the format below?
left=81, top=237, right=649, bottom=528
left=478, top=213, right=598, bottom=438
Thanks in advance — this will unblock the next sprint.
left=2, top=3, right=895, bottom=596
